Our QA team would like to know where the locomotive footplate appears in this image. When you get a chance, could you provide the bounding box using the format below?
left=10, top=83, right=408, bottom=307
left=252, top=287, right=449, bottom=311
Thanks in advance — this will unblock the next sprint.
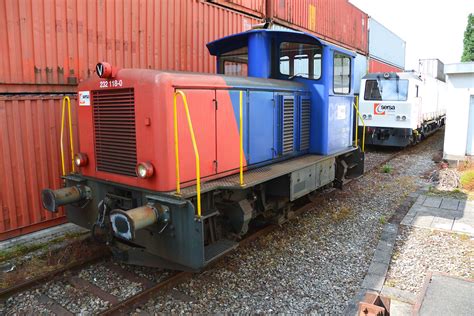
left=168, top=147, right=358, bottom=199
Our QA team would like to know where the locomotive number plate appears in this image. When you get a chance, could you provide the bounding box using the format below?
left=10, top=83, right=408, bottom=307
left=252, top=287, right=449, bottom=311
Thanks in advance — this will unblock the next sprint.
left=99, top=80, right=123, bottom=88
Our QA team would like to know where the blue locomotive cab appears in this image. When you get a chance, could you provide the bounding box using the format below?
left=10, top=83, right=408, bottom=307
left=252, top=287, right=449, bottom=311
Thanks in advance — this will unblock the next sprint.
left=207, top=30, right=356, bottom=155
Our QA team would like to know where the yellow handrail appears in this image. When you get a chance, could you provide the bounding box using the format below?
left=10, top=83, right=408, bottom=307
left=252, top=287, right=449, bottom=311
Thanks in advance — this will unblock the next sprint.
left=239, top=91, right=245, bottom=186
left=60, top=96, right=75, bottom=176
left=173, top=90, right=201, bottom=217
left=353, top=95, right=366, bottom=152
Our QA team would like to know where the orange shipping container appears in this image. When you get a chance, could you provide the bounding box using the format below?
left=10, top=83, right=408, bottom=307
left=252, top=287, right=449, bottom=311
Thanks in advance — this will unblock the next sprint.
left=0, top=95, right=79, bottom=240
left=267, top=0, right=368, bottom=54
left=368, top=58, right=403, bottom=73
left=205, top=0, right=266, bottom=17
left=0, top=0, right=260, bottom=91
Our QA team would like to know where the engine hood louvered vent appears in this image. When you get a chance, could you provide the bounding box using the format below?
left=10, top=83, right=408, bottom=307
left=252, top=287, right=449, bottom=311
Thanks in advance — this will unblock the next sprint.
left=282, top=97, right=295, bottom=155
left=300, top=98, right=311, bottom=151
left=92, top=88, right=137, bottom=177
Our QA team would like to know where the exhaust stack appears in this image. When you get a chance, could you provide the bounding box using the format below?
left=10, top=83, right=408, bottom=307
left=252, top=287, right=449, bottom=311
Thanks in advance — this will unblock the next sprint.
left=110, top=204, right=170, bottom=240
left=41, top=186, right=92, bottom=213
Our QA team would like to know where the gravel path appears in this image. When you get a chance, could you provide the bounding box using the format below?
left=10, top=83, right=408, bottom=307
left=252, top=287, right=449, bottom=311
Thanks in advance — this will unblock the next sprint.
left=385, top=224, right=474, bottom=295
left=138, top=132, right=444, bottom=314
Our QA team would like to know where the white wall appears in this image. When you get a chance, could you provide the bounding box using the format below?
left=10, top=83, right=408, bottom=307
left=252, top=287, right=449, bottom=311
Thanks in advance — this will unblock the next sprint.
left=443, top=72, right=474, bottom=160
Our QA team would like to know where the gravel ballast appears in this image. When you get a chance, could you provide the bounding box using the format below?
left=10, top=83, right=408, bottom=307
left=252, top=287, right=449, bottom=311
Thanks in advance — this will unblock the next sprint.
left=138, top=132, right=444, bottom=314
left=1, top=132, right=445, bottom=315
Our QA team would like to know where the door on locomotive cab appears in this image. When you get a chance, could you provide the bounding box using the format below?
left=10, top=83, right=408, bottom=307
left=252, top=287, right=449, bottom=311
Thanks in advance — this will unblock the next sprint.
left=215, top=89, right=247, bottom=174
left=247, top=91, right=278, bottom=164
left=175, top=89, right=217, bottom=183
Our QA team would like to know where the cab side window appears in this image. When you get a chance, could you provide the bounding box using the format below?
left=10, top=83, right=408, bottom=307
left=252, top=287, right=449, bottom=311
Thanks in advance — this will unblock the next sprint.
left=333, top=53, right=351, bottom=94
left=218, top=46, right=248, bottom=76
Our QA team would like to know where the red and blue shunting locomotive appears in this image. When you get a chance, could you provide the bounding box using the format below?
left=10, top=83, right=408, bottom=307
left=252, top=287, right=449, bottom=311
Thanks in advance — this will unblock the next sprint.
left=42, top=30, right=364, bottom=270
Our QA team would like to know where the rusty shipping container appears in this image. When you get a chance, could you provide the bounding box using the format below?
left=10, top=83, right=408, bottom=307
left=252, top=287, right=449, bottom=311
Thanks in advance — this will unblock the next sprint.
left=0, top=95, right=78, bottom=240
left=0, top=0, right=260, bottom=92
left=204, top=0, right=266, bottom=17
left=267, top=0, right=368, bottom=54
left=368, top=58, right=403, bottom=73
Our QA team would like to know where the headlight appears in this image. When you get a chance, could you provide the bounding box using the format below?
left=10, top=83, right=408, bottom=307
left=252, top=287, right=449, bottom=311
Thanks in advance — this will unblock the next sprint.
left=362, top=114, right=367, bottom=119
left=396, top=115, right=401, bottom=121
left=368, top=114, right=372, bottom=120
left=74, top=153, right=88, bottom=167
left=136, top=162, right=154, bottom=179
left=402, top=116, right=407, bottom=121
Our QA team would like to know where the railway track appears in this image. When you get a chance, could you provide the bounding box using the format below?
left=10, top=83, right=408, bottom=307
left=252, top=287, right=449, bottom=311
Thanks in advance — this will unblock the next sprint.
left=0, top=145, right=409, bottom=315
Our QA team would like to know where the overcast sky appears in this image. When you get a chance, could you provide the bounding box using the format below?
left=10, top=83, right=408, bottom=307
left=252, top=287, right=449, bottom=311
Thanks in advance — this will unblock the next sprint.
left=349, top=0, right=474, bottom=70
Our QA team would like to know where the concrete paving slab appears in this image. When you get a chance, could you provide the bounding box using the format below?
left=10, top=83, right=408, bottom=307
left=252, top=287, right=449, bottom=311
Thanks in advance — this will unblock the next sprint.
left=415, top=195, right=427, bottom=205
left=376, top=240, right=394, bottom=254
left=430, top=216, right=455, bottom=230
left=458, top=200, right=467, bottom=211
left=367, top=261, right=389, bottom=276
left=390, top=299, right=413, bottom=316
left=418, top=274, right=474, bottom=316
left=381, top=286, right=417, bottom=304
left=411, top=214, right=435, bottom=228
left=408, top=192, right=420, bottom=198
left=457, top=209, right=474, bottom=221
left=400, top=216, right=414, bottom=226
left=361, top=273, right=385, bottom=292
left=418, top=207, right=462, bottom=218
left=440, top=198, right=460, bottom=210
left=372, top=248, right=393, bottom=265
left=422, top=196, right=442, bottom=208
left=451, top=222, right=474, bottom=235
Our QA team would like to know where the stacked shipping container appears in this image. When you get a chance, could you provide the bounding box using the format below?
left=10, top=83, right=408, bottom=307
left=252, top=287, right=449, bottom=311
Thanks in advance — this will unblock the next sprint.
left=0, top=0, right=375, bottom=240
left=267, top=0, right=368, bottom=54
left=0, top=95, right=77, bottom=239
left=368, top=18, right=405, bottom=73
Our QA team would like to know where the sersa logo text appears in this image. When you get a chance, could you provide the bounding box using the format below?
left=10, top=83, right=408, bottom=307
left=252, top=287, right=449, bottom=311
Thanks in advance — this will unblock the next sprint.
left=373, top=103, right=396, bottom=115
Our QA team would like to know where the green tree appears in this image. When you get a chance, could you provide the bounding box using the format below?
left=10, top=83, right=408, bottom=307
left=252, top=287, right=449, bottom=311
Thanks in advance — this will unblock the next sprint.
left=461, top=13, right=474, bottom=62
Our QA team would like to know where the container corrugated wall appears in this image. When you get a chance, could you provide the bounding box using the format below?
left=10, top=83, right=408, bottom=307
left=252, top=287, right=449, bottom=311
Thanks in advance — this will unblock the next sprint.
left=368, top=58, right=403, bottom=73
left=368, top=18, right=406, bottom=69
left=0, top=0, right=260, bottom=91
left=267, top=0, right=368, bottom=54
left=205, top=0, right=266, bottom=17
left=0, top=95, right=78, bottom=240
left=0, top=0, right=260, bottom=240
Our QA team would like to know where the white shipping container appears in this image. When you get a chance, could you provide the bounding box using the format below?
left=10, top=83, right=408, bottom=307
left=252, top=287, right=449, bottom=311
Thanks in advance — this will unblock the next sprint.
left=369, top=18, right=406, bottom=69
left=419, top=59, right=446, bottom=82
left=419, top=75, right=448, bottom=122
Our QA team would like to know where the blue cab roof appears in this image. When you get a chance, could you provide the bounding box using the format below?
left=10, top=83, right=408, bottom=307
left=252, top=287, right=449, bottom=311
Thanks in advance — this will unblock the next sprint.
left=206, top=29, right=355, bottom=57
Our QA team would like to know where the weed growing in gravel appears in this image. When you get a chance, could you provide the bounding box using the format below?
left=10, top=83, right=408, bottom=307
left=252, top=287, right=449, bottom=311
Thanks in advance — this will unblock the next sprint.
left=379, top=216, right=387, bottom=225
left=331, top=206, right=352, bottom=221
left=382, top=164, right=393, bottom=173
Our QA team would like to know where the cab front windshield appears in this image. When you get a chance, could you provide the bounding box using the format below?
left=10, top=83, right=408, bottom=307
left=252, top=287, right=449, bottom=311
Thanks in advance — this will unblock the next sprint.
left=364, top=79, right=409, bottom=101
